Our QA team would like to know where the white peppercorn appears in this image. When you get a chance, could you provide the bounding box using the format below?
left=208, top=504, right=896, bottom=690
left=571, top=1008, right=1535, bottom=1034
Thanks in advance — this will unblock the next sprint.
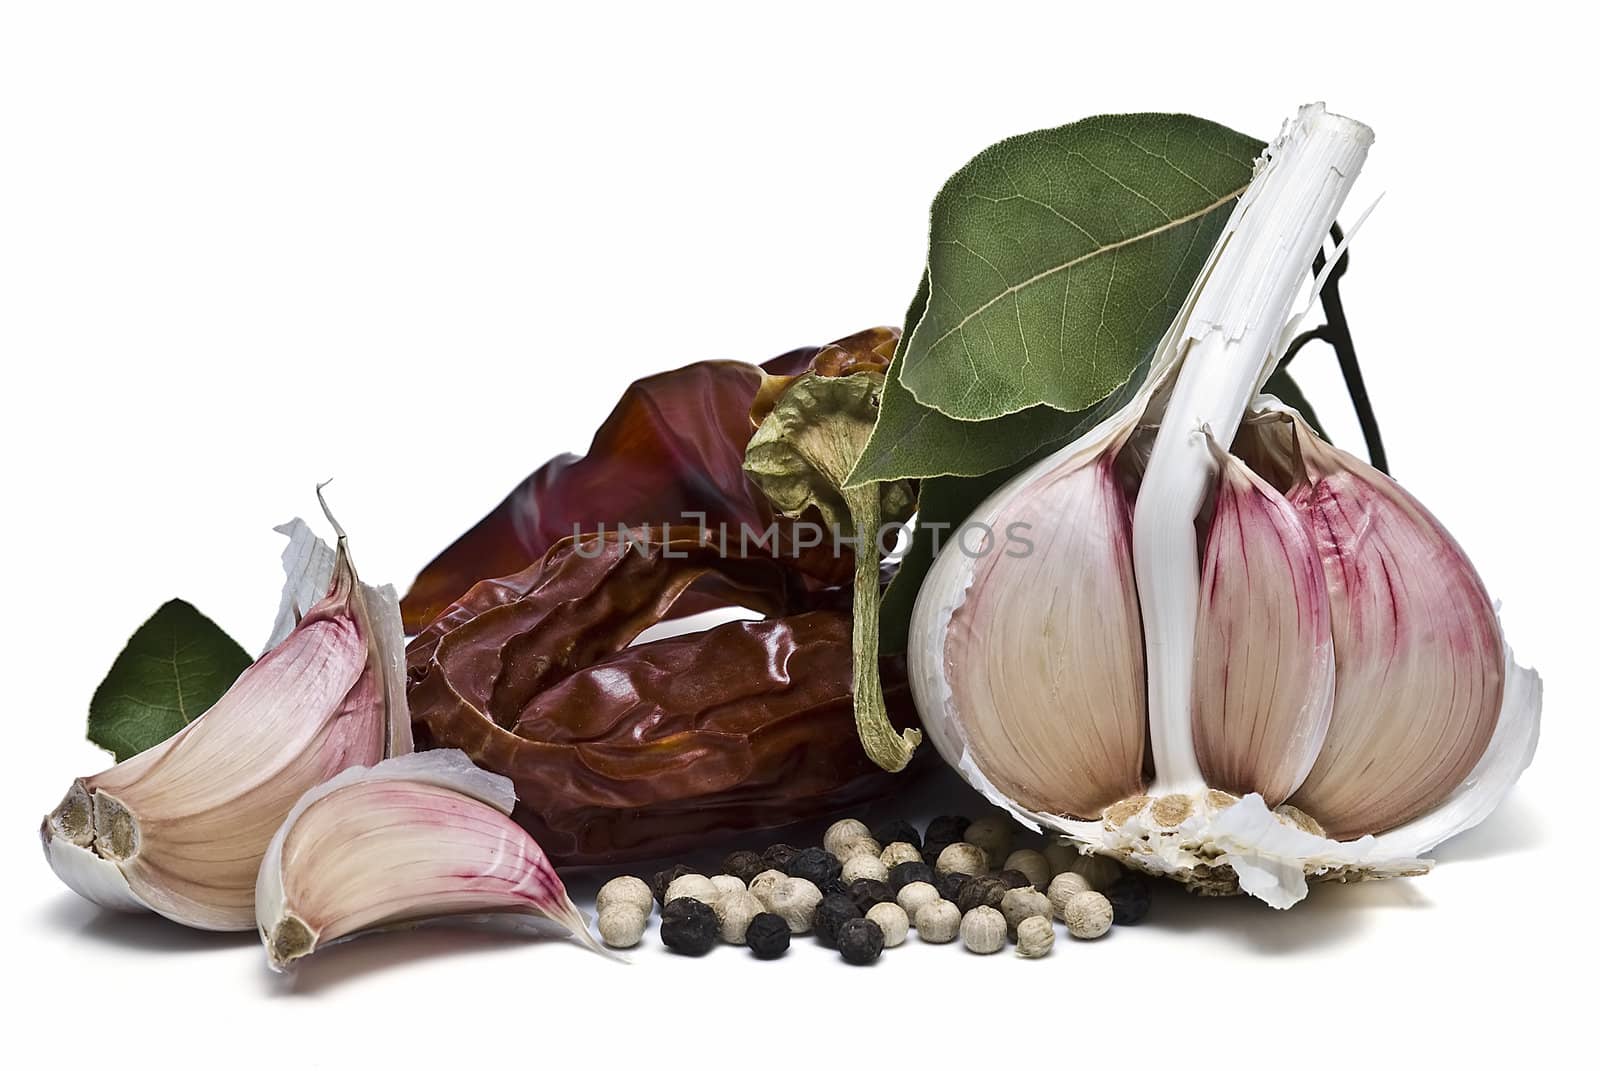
left=915, top=899, right=961, bottom=943
left=960, top=905, right=1007, bottom=954
left=840, top=853, right=889, bottom=884
left=664, top=873, right=721, bottom=905
left=714, top=889, right=764, bottom=944
left=833, top=836, right=883, bottom=864
left=823, top=818, right=872, bottom=857
left=865, top=901, right=909, bottom=948
left=1003, top=849, right=1051, bottom=890
left=748, top=868, right=787, bottom=909
left=595, top=875, right=653, bottom=916
left=879, top=841, right=923, bottom=869
left=709, top=874, right=746, bottom=900
left=935, top=842, right=987, bottom=877
left=1069, top=853, right=1125, bottom=891
left=768, top=876, right=824, bottom=933
left=1062, top=890, right=1114, bottom=939
left=963, top=814, right=1014, bottom=870
left=1047, top=872, right=1092, bottom=919
left=1043, top=840, right=1078, bottom=876
left=896, top=880, right=941, bottom=921
left=1015, top=914, right=1055, bottom=958
left=597, top=904, right=649, bottom=949
left=999, top=886, right=1052, bottom=934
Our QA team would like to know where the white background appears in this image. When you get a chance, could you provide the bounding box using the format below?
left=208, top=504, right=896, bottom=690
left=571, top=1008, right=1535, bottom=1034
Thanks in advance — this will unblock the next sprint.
left=3, top=2, right=1594, bottom=1066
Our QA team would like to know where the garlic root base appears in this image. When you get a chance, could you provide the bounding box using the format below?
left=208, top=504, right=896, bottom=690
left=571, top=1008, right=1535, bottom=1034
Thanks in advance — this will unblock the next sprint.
left=1057, top=791, right=1430, bottom=908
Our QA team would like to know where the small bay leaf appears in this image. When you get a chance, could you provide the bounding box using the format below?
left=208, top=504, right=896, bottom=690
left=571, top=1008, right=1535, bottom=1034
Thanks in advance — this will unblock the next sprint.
left=88, top=599, right=251, bottom=761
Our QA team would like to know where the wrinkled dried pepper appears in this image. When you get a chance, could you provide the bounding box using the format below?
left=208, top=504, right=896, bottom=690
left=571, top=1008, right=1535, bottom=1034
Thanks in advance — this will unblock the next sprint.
left=407, top=529, right=919, bottom=865
left=399, top=329, right=897, bottom=634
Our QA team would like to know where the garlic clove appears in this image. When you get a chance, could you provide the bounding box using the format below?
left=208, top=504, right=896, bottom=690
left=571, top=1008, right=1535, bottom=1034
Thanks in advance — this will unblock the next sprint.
left=256, top=750, right=601, bottom=971
left=1192, top=443, right=1334, bottom=806
left=40, top=508, right=407, bottom=930
left=935, top=451, right=1147, bottom=819
left=1273, top=413, right=1506, bottom=838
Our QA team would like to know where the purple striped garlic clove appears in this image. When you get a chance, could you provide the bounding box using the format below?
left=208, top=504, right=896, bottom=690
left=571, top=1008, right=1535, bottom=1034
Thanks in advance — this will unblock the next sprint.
left=1274, top=413, right=1506, bottom=838
left=41, top=509, right=408, bottom=931
left=1193, top=441, right=1335, bottom=807
left=936, top=451, right=1148, bottom=820
left=256, top=750, right=600, bottom=971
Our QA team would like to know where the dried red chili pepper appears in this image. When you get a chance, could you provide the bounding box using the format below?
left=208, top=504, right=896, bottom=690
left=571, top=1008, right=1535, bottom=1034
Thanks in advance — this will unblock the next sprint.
left=399, top=330, right=897, bottom=634
left=406, top=529, right=918, bottom=865
left=404, top=527, right=791, bottom=683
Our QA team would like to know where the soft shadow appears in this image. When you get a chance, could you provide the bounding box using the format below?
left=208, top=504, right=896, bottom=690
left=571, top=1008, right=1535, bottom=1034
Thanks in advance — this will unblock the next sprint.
left=1430, top=793, right=1543, bottom=864
left=260, top=925, right=583, bottom=997
left=38, top=895, right=256, bottom=954
left=1148, top=872, right=1432, bottom=954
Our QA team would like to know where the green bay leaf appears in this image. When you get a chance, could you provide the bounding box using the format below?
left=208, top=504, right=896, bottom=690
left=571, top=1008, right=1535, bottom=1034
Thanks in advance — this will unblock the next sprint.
left=898, top=113, right=1262, bottom=421
left=88, top=599, right=251, bottom=761
left=850, top=272, right=1088, bottom=484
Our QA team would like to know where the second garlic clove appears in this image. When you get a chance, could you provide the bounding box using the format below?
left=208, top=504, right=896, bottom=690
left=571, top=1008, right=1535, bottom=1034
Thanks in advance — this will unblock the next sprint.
left=256, top=750, right=601, bottom=971
left=1192, top=444, right=1335, bottom=806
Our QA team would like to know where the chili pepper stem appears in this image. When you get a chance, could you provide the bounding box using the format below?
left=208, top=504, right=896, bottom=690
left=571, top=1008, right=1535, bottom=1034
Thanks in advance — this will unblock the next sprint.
left=843, top=483, right=921, bottom=772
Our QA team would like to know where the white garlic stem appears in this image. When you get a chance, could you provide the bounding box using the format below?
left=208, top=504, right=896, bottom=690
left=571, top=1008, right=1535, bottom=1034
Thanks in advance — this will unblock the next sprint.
left=1134, top=103, right=1373, bottom=796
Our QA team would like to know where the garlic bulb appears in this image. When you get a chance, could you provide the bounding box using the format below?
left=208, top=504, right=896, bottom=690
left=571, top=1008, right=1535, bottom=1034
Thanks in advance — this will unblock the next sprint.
left=256, top=750, right=600, bottom=971
left=908, top=103, right=1543, bottom=908
left=40, top=503, right=410, bottom=929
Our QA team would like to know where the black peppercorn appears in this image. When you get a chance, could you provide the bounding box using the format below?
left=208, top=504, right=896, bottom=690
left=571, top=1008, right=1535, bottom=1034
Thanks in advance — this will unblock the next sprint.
left=924, top=815, right=971, bottom=846
left=761, top=843, right=801, bottom=873
left=847, top=878, right=895, bottom=915
left=995, top=868, right=1033, bottom=890
left=814, top=892, right=863, bottom=948
left=787, top=846, right=843, bottom=889
left=649, top=863, right=697, bottom=906
left=820, top=877, right=851, bottom=898
left=957, top=875, right=1007, bottom=914
left=871, top=818, right=921, bottom=850
left=837, top=918, right=885, bottom=965
left=721, top=849, right=765, bottom=884
left=745, top=912, right=791, bottom=959
left=920, top=842, right=954, bottom=872
left=935, top=871, right=968, bottom=904
left=1106, top=875, right=1152, bottom=925
left=887, top=860, right=935, bottom=893
left=659, top=898, right=718, bottom=956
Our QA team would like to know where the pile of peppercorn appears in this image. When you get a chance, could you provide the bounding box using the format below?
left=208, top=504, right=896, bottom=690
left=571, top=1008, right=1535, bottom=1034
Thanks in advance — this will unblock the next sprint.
left=591, top=812, right=1153, bottom=965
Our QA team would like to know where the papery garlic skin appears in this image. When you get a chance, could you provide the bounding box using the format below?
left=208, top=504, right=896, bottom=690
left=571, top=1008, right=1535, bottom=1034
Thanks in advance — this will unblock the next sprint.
left=40, top=513, right=409, bottom=930
left=256, top=750, right=599, bottom=971
left=907, top=103, right=1543, bottom=908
